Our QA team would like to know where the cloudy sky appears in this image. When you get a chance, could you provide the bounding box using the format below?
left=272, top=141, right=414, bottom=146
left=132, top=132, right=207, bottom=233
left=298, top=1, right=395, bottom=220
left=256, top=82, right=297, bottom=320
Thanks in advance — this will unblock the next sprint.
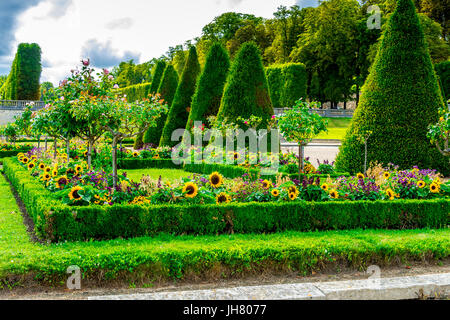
left=0, top=0, right=321, bottom=85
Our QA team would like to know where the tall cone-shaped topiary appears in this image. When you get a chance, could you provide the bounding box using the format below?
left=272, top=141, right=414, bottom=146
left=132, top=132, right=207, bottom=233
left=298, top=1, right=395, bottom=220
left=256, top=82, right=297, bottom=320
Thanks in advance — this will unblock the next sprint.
left=149, top=60, right=166, bottom=94
left=335, top=0, right=448, bottom=175
left=186, top=43, right=230, bottom=132
left=216, top=42, right=273, bottom=128
left=159, top=46, right=201, bottom=147
left=143, top=64, right=179, bottom=145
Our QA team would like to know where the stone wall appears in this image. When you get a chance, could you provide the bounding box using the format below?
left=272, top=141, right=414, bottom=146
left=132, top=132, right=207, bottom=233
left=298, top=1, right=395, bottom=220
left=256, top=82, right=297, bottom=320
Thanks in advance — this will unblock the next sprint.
left=0, top=110, right=23, bottom=125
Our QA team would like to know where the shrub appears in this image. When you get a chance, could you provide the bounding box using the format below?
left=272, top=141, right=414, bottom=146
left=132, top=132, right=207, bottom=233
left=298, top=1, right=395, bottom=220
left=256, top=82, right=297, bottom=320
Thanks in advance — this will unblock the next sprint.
left=435, top=60, right=450, bottom=101
left=0, top=43, right=41, bottom=100
left=160, top=46, right=201, bottom=147
left=265, top=66, right=284, bottom=109
left=216, top=42, right=274, bottom=129
left=186, top=43, right=230, bottom=132
left=120, top=83, right=152, bottom=102
left=281, top=63, right=307, bottom=108
left=335, top=0, right=448, bottom=175
left=143, top=65, right=179, bottom=145
left=149, top=60, right=166, bottom=94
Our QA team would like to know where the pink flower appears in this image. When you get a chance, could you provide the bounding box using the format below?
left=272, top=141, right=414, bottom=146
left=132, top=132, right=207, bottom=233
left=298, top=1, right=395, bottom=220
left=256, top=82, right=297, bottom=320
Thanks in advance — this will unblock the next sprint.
left=82, top=59, right=90, bottom=66
left=113, top=84, right=119, bottom=89
left=244, top=121, right=248, bottom=125
left=60, top=96, right=65, bottom=101
left=272, top=115, right=276, bottom=119
left=103, top=68, right=110, bottom=75
left=108, top=75, right=114, bottom=81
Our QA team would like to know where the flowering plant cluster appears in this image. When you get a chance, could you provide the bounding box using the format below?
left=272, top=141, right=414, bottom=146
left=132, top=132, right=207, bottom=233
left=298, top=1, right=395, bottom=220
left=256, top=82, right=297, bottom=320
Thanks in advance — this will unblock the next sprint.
left=0, top=142, right=33, bottom=152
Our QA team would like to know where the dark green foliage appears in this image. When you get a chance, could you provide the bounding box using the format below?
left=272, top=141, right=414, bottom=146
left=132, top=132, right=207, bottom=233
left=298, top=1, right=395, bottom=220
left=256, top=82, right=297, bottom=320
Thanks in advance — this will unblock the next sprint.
left=435, top=60, right=450, bottom=101
left=186, top=43, right=230, bottom=131
left=16, top=43, right=42, bottom=100
left=266, top=63, right=307, bottom=108
left=282, top=63, right=307, bottom=107
left=160, top=46, right=201, bottom=147
left=216, top=42, right=274, bottom=128
left=143, top=65, right=179, bottom=145
left=149, top=61, right=166, bottom=94
left=265, top=66, right=284, bottom=109
left=0, top=43, right=41, bottom=100
left=120, top=83, right=152, bottom=102
left=4, top=158, right=448, bottom=242
left=336, top=0, right=448, bottom=175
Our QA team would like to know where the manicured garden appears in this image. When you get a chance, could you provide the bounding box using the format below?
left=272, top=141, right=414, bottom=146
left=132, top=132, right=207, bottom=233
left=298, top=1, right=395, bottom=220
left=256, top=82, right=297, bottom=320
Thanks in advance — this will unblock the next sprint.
left=0, top=0, right=449, bottom=290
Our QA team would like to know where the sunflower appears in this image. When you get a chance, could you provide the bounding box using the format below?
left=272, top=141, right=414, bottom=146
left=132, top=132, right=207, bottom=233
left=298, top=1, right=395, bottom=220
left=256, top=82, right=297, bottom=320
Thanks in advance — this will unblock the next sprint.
left=152, top=154, right=160, bottom=160
left=288, top=185, right=299, bottom=196
left=41, top=173, right=51, bottom=181
left=386, top=188, right=396, bottom=200
left=132, top=152, right=139, bottom=158
left=75, top=165, right=83, bottom=173
left=55, top=176, right=69, bottom=189
left=262, top=179, right=272, bottom=189
left=44, top=166, right=52, bottom=173
left=233, top=152, right=240, bottom=160
left=329, top=189, right=339, bottom=199
left=271, top=189, right=280, bottom=197
left=288, top=192, right=298, bottom=201
left=68, top=186, right=83, bottom=202
left=31, top=155, right=37, bottom=161
left=321, top=183, right=329, bottom=191
left=21, top=157, right=30, bottom=164
left=356, top=173, right=365, bottom=180
left=417, top=180, right=426, bottom=189
left=383, top=172, right=390, bottom=179
left=182, top=182, right=199, bottom=198
left=27, top=162, right=35, bottom=170
left=38, top=163, right=45, bottom=170
left=216, top=192, right=231, bottom=204
left=52, top=169, right=58, bottom=177
left=83, top=151, right=88, bottom=157
left=209, top=172, right=223, bottom=188
left=430, top=183, right=440, bottom=194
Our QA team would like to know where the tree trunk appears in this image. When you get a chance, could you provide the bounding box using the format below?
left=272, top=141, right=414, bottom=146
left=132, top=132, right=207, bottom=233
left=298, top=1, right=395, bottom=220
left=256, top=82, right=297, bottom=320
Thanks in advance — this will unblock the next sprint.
left=44, top=137, right=48, bottom=152
left=87, top=138, right=94, bottom=170
left=66, top=139, right=70, bottom=162
left=298, top=143, right=304, bottom=178
left=53, top=138, right=57, bottom=159
left=37, top=136, right=40, bottom=149
left=112, top=137, right=119, bottom=190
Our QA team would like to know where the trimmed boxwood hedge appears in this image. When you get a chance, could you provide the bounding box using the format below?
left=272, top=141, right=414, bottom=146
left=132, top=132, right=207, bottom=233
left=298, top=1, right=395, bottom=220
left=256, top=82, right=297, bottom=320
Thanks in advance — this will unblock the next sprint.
left=4, top=157, right=448, bottom=243
left=0, top=148, right=33, bottom=159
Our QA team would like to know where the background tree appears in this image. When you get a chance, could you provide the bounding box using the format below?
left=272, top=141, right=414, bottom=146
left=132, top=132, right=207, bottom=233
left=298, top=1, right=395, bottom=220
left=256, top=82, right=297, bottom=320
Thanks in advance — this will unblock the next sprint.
left=186, top=43, right=230, bottom=132
left=160, top=46, right=201, bottom=147
left=149, top=60, right=167, bottom=94
left=143, top=64, right=179, bottom=145
left=335, top=0, right=448, bottom=175
left=216, top=42, right=274, bottom=129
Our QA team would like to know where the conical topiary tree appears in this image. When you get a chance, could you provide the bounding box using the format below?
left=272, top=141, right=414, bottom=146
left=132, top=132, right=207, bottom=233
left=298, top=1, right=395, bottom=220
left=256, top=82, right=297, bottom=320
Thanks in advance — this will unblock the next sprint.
left=159, top=46, right=201, bottom=147
left=143, top=64, right=179, bottom=145
left=149, top=60, right=166, bottom=94
left=335, top=0, right=448, bottom=175
left=186, top=43, right=230, bottom=132
left=216, top=42, right=274, bottom=128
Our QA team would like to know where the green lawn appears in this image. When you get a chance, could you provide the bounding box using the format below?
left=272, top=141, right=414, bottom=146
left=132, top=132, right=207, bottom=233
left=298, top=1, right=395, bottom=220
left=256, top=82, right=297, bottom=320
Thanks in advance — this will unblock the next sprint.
left=118, top=168, right=191, bottom=183
left=315, top=117, right=351, bottom=140
left=0, top=172, right=449, bottom=286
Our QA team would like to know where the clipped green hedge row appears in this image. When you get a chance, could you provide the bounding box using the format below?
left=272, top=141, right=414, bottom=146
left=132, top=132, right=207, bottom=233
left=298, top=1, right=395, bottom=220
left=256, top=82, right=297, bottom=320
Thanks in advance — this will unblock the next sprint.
left=120, top=83, right=152, bottom=102
left=266, top=63, right=307, bottom=108
left=3, top=157, right=449, bottom=243
left=0, top=149, right=32, bottom=159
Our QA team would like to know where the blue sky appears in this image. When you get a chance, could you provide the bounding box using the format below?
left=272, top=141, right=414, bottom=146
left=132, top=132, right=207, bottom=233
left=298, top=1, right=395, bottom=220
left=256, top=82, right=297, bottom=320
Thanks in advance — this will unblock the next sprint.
left=1, top=0, right=325, bottom=84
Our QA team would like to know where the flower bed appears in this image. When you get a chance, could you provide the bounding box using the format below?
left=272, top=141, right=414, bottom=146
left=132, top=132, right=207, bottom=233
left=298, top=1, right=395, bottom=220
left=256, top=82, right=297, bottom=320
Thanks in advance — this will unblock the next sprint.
left=0, top=142, right=33, bottom=159
left=4, top=157, right=449, bottom=242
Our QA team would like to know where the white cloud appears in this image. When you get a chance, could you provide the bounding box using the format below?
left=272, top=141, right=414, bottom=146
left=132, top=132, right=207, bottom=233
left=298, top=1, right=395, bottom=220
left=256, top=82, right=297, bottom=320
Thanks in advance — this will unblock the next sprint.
left=12, top=0, right=296, bottom=84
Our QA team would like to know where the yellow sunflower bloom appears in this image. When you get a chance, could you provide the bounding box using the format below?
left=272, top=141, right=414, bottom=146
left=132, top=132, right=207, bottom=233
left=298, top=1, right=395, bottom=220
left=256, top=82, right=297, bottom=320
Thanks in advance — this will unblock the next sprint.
left=68, top=186, right=83, bottom=202
left=329, top=189, right=339, bottom=199
left=209, top=172, right=223, bottom=188
left=182, top=182, right=199, bottom=198
left=321, top=183, right=329, bottom=191
left=262, top=180, right=272, bottom=189
left=417, top=180, right=426, bottom=189
left=271, top=189, right=280, bottom=197
left=430, top=183, right=440, bottom=194
left=216, top=192, right=231, bottom=204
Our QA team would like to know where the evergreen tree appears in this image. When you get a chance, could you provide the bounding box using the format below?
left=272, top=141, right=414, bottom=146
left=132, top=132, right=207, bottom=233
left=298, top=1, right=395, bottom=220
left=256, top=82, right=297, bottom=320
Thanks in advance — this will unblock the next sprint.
left=159, top=46, right=201, bottom=147
left=186, top=43, right=230, bottom=132
left=335, top=0, right=448, bottom=174
left=149, top=60, right=166, bottom=94
left=216, top=42, right=273, bottom=128
left=143, top=64, right=179, bottom=145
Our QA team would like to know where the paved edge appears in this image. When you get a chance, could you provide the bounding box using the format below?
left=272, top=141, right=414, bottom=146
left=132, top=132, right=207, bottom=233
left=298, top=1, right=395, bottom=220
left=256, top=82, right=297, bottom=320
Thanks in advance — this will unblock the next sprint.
left=88, top=273, right=450, bottom=300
